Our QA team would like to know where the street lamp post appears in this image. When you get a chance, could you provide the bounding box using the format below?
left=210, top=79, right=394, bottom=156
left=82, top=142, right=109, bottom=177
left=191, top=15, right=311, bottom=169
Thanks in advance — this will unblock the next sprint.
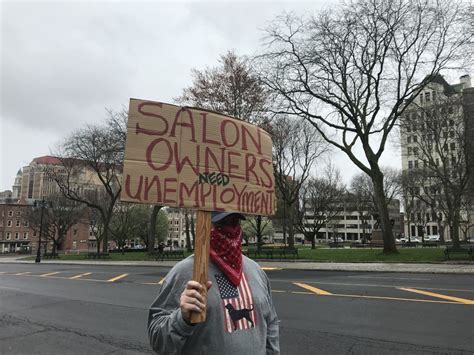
left=34, top=199, right=49, bottom=263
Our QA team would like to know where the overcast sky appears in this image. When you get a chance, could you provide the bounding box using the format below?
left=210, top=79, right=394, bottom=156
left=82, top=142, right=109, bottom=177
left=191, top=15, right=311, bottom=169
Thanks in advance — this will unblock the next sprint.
left=0, top=0, right=404, bottom=191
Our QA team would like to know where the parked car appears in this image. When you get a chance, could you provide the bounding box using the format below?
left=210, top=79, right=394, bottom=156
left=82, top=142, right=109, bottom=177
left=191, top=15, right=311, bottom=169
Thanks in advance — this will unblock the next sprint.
left=425, top=235, right=440, bottom=242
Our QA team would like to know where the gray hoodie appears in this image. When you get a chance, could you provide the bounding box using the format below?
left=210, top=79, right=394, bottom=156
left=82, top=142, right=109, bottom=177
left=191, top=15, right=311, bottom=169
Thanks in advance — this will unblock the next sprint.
left=148, top=255, right=280, bottom=354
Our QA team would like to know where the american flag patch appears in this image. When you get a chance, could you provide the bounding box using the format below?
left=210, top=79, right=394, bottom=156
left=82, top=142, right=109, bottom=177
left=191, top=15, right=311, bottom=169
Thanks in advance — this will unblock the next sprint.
left=216, top=273, right=257, bottom=333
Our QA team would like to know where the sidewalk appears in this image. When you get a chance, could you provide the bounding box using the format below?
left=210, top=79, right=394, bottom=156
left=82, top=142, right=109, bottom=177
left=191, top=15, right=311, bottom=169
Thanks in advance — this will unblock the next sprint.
left=1, top=255, right=473, bottom=274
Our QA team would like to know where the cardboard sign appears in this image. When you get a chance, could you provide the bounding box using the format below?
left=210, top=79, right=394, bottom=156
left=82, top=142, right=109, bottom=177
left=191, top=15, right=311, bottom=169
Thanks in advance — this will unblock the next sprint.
left=121, top=99, right=275, bottom=216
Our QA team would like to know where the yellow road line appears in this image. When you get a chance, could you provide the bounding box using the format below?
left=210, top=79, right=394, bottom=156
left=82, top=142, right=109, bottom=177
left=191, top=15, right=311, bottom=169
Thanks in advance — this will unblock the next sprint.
left=293, top=282, right=332, bottom=295
left=333, top=293, right=462, bottom=305
left=142, top=277, right=166, bottom=285
left=271, top=290, right=286, bottom=293
left=14, top=272, right=32, bottom=275
left=274, top=279, right=474, bottom=293
left=69, top=272, right=92, bottom=280
left=398, top=287, right=474, bottom=305
left=107, top=273, right=128, bottom=282
left=291, top=291, right=313, bottom=295
left=158, top=277, right=165, bottom=285
left=40, top=272, right=60, bottom=277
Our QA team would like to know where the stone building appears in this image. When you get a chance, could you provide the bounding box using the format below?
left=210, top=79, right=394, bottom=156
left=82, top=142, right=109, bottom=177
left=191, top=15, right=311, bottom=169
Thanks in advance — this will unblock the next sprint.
left=400, top=74, right=473, bottom=241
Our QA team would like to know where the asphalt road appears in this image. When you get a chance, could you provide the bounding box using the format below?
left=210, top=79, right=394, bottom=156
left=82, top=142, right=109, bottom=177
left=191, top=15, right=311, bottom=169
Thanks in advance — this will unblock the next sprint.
left=0, top=263, right=473, bottom=354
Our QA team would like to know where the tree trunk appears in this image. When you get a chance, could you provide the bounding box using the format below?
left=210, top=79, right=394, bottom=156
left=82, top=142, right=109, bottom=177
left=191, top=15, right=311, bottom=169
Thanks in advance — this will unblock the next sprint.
left=256, top=215, right=262, bottom=251
left=190, top=214, right=196, bottom=249
left=287, top=207, right=295, bottom=249
left=283, top=202, right=287, bottom=246
left=184, top=212, right=192, bottom=252
left=102, top=219, right=110, bottom=253
left=148, top=205, right=161, bottom=254
left=451, top=213, right=461, bottom=249
left=371, top=170, right=397, bottom=253
left=311, top=233, right=316, bottom=249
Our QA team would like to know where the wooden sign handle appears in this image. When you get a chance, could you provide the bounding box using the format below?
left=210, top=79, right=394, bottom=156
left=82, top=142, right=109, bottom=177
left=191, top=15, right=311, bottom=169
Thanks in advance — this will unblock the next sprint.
left=190, top=210, right=211, bottom=324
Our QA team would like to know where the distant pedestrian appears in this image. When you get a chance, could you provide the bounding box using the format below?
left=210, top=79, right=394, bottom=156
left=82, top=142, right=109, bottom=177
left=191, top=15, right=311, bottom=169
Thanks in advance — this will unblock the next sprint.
left=158, top=242, right=165, bottom=254
left=148, top=211, right=280, bottom=354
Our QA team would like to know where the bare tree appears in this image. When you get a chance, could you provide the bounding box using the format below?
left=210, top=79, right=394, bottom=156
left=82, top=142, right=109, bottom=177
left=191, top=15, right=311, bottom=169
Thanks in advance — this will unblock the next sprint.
left=183, top=209, right=195, bottom=252
left=295, top=166, right=345, bottom=249
left=350, top=168, right=401, bottom=241
left=266, top=116, right=327, bottom=248
left=48, top=113, right=124, bottom=252
left=400, top=170, right=418, bottom=241
left=460, top=198, right=474, bottom=242
left=147, top=205, right=162, bottom=254
left=256, top=0, right=470, bottom=253
left=176, top=51, right=267, bottom=124
left=110, top=203, right=136, bottom=253
left=241, top=216, right=274, bottom=250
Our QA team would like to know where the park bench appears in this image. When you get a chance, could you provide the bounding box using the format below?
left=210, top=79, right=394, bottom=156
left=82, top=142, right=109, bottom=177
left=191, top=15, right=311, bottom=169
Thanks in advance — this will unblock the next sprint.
left=156, top=250, right=185, bottom=261
left=244, top=249, right=265, bottom=259
left=422, top=242, right=438, bottom=248
left=245, top=248, right=298, bottom=260
left=85, top=252, right=110, bottom=259
left=402, top=241, right=418, bottom=248
left=350, top=243, right=368, bottom=248
left=268, top=248, right=298, bottom=260
left=43, top=253, right=59, bottom=259
left=444, top=246, right=473, bottom=261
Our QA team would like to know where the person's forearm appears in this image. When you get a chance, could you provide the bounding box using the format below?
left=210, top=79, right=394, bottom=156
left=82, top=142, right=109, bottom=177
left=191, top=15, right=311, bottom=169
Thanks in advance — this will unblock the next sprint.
left=148, top=308, right=194, bottom=354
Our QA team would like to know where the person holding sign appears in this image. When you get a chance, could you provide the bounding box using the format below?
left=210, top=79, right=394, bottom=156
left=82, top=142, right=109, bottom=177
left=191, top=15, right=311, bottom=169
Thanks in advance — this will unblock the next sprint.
left=147, top=211, right=280, bottom=354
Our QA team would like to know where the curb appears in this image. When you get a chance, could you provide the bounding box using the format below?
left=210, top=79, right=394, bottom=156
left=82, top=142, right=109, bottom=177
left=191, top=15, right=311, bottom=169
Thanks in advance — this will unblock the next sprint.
left=1, top=258, right=473, bottom=274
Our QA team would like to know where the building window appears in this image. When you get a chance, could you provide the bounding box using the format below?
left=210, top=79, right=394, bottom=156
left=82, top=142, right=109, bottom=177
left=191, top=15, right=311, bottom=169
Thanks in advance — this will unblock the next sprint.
left=408, top=161, right=413, bottom=169
left=7, top=220, right=12, bottom=227
left=15, top=232, right=19, bottom=240
left=407, top=147, right=412, bottom=155
left=414, top=160, right=419, bottom=168
left=413, top=147, right=418, bottom=156
left=73, top=229, right=77, bottom=236
left=413, top=135, right=418, bottom=143
left=420, top=94, right=423, bottom=104
left=407, top=136, right=411, bottom=144
left=16, top=220, right=20, bottom=227
left=17, top=211, right=21, bottom=217
left=8, top=211, right=13, bottom=217
left=425, top=92, right=430, bottom=102
left=6, top=232, right=11, bottom=240
left=23, top=220, right=29, bottom=227
left=23, top=232, right=28, bottom=239
left=449, top=119, right=454, bottom=126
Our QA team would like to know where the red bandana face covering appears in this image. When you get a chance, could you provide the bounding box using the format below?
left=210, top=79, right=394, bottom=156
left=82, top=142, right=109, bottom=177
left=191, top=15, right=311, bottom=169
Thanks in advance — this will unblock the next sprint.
left=210, top=223, right=243, bottom=287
